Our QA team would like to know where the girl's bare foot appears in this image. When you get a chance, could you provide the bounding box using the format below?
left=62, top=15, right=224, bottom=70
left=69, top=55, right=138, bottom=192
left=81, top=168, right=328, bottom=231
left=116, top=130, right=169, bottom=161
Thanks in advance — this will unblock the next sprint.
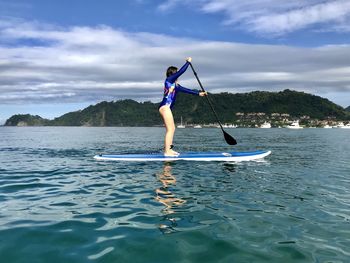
left=170, top=149, right=179, bottom=155
left=164, top=150, right=180, bottom=157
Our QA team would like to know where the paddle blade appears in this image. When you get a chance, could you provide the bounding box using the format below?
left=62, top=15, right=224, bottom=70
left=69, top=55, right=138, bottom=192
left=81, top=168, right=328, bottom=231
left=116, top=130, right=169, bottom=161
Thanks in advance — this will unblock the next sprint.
left=223, top=130, right=237, bottom=145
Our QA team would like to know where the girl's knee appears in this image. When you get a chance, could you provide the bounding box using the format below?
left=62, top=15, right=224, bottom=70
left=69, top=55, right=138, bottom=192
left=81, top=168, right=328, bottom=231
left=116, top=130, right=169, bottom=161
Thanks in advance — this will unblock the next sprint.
left=167, top=125, right=175, bottom=133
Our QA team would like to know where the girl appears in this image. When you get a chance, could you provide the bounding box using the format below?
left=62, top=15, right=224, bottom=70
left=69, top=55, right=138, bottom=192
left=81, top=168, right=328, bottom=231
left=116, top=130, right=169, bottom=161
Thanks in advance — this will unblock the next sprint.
left=159, top=57, right=207, bottom=156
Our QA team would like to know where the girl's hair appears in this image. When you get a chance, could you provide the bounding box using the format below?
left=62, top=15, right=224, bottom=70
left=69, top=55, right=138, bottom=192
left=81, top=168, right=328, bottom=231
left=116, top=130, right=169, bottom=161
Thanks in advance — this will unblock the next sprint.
left=166, top=66, right=178, bottom=77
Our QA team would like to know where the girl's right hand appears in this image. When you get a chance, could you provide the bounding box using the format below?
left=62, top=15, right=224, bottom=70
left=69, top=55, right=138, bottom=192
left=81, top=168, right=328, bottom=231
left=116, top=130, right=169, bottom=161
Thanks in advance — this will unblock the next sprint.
left=186, top=57, right=192, bottom=63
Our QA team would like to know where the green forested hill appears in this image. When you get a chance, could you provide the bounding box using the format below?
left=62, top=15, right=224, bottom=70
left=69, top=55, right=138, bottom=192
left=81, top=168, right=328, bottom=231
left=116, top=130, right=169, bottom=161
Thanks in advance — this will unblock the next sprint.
left=50, top=100, right=160, bottom=126
left=172, top=89, right=348, bottom=124
left=4, top=114, right=50, bottom=126
left=4, top=90, right=349, bottom=126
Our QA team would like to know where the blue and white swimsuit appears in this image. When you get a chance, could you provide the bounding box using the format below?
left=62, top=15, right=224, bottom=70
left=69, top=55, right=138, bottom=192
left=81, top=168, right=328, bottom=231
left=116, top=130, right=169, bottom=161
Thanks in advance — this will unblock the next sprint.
left=159, top=61, right=199, bottom=109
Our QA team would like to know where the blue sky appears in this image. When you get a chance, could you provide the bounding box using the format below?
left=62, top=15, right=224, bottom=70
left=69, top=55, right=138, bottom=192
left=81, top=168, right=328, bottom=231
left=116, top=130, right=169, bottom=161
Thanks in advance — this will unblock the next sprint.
left=1, top=0, right=350, bottom=123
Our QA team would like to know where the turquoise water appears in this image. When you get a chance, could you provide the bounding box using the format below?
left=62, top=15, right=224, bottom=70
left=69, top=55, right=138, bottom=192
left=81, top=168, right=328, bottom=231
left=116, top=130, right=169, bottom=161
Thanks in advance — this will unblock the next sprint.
left=0, top=127, right=349, bottom=262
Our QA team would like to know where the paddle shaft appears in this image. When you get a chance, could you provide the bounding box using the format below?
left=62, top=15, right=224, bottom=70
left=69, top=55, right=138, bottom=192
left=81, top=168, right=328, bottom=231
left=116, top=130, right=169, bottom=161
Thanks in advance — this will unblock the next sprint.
left=189, top=63, right=237, bottom=145
left=189, top=63, right=224, bottom=131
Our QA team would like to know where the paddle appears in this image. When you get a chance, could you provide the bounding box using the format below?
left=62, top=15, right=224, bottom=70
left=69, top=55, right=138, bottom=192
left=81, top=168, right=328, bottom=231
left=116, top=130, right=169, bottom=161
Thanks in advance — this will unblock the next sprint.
left=189, top=63, right=237, bottom=145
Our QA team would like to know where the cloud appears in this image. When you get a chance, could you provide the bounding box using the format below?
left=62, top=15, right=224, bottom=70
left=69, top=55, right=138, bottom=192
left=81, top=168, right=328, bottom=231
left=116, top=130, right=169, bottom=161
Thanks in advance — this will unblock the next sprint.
left=250, top=1, right=350, bottom=35
left=157, top=0, right=183, bottom=12
left=158, top=0, right=350, bottom=35
left=0, top=18, right=350, bottom=107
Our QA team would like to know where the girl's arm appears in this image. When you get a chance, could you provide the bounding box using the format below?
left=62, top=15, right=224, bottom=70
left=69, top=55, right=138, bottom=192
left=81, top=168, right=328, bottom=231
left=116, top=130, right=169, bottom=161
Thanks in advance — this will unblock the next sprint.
left=166, top=62, right=189, bottom=83
left=166, top=58, right=191, bottom=83
left=176, top=84, right=200, bottom=95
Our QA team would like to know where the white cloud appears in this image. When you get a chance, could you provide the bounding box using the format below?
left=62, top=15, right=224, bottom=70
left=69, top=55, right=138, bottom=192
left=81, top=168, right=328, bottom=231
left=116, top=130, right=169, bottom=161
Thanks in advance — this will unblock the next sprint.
left=159, top=0, right=350, bottom=35
left=0, top=19, right=350, bottom=108
left=157, top=0, right=183, bottom=12
left=251, top=1, right=350, bottom=34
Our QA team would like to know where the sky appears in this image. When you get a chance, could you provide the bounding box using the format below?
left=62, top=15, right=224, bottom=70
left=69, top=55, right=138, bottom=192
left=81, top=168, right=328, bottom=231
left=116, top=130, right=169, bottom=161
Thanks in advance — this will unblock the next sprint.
left=1, top=0, right=350, bottom=124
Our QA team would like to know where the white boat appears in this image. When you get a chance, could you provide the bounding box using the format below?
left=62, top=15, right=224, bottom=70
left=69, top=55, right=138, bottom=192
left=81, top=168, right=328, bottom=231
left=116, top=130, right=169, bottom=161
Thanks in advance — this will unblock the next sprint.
left=222, top=124, right=237, bottom=128
left=177, top=116, right=185, bottom=128
left=286, top=120, right=303, bottom=129
left=333, top=122, right=350, bottom=129
left=260, top=122, right=271, bottom=128
left=193, top=125, right=202, bottom=128
left=335, top=122, right=345, bottom=128
left=323, top=124, right=332, bottom=129
left=340, top=123, right=350, bottom=129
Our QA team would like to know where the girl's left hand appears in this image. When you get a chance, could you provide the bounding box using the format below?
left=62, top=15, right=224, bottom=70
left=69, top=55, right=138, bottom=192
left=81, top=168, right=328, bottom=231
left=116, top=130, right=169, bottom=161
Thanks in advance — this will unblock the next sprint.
left=199, top=91, right=208, bottom=97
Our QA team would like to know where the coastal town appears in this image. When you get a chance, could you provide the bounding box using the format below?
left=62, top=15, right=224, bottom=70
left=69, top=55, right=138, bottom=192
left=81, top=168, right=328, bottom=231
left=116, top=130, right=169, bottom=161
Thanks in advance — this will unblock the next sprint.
left=178, top=112, right=350, bottom=129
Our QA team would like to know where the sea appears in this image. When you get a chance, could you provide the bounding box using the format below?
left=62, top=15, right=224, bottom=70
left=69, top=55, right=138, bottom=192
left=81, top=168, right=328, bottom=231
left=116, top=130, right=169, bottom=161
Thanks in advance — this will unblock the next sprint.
left=0, top=127, right=349, bottom=263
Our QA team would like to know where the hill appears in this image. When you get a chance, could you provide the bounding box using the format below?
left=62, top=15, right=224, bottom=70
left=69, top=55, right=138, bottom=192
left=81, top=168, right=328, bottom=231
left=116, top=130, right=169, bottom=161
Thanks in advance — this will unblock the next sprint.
left=346, top=106, right=350, bottom=112
left=4, top=90, right=350, bottom=126
left=172, top=89, right=348, bottom=124
left=4, top=114, right=50, bottom=126
left=50, top=100, right=159, bottom=126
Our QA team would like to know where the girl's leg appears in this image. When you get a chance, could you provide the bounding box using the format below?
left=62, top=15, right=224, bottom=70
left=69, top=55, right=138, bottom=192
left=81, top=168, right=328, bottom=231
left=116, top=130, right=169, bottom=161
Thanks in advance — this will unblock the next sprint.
left=159, top=106, right=179, bottom=156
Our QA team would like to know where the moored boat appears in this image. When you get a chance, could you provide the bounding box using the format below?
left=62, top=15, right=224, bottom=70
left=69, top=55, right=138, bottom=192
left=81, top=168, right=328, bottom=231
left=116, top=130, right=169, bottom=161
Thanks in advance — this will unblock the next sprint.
left=177, top=116, right=185, bottom=128
left=260, top=122, right=271, bottom=128
left=340, top=123, right=350, bottom=129
left=286, top=120, right=303, bottom=129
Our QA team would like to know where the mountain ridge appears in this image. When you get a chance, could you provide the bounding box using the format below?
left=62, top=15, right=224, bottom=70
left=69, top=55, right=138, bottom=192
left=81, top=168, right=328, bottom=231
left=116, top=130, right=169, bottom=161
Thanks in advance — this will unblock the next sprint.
left=4, top=90, right=349, bottom=126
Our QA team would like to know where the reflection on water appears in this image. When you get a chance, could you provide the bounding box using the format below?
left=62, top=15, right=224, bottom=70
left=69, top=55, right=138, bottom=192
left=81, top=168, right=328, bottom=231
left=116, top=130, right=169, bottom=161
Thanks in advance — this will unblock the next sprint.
left=222, top=162, right=237, bottom=173
left=154, top=162, right=186, bottom=234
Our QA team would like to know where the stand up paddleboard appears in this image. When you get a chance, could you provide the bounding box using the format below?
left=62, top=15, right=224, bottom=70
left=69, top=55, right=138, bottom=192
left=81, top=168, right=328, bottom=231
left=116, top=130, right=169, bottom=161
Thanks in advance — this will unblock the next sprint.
left=94, top=150, right=271, bottom=162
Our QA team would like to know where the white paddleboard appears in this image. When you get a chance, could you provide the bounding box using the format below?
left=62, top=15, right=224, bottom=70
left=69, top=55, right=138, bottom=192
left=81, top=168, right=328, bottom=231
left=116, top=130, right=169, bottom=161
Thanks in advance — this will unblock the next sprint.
left=94, top=150, right=271, bottom=162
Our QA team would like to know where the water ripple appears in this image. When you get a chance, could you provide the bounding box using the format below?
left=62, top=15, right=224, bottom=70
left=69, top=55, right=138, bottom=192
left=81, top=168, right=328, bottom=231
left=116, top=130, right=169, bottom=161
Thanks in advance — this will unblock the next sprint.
left=0, top=127, right=349, bottom=262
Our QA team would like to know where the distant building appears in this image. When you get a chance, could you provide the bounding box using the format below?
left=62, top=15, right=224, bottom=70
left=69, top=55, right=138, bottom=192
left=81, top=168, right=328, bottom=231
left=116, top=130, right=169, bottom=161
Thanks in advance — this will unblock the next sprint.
left=247, top=113, right=257, bottom=117
left=326, top=116, right=336, bottom=120
left=271, top=113, right=280, bottom=117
